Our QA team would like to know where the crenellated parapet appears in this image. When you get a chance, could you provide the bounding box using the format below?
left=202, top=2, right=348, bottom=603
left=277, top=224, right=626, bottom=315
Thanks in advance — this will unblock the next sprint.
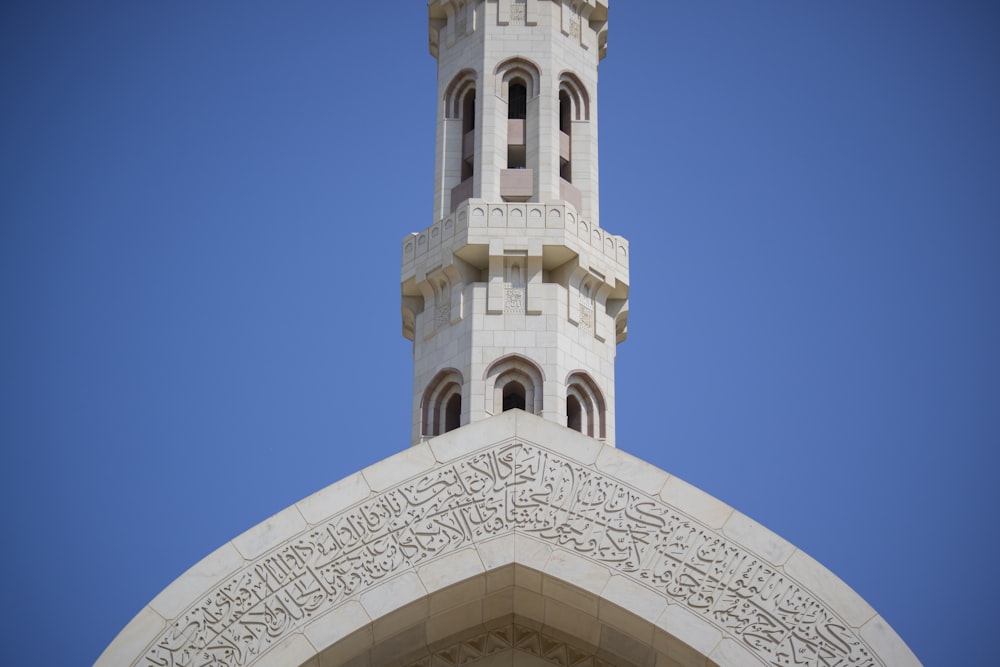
left=429, top=1, right=609, bottom=59
left=402, top=200, right=629, bottom=285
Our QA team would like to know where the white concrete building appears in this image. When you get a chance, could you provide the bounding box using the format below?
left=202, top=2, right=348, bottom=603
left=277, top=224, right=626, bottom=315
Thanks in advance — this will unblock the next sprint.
left=96, top=3, right=920, bottom=666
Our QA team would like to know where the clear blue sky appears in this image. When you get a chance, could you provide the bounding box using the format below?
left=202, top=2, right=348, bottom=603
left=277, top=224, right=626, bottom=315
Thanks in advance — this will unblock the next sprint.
left=1, top=2, right=997, bottom=665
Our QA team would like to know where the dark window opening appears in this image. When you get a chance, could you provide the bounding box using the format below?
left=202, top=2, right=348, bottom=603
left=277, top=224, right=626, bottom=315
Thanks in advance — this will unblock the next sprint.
left=559, top=91, right=571, bottom=134
left=444, top=393, right=461, bottom=433
left=559, top=91, right=572, bottom=182
left=567, top=395, right=582, bottom=432
left=508, top=82, right=527, bottom=120
left=462, top=91, right=475, bottom=181
left=507, top=144, right=526, bottom=169
left=502, top=382, right=526, bottom=411
left=462, top=91, right=476, bottom=133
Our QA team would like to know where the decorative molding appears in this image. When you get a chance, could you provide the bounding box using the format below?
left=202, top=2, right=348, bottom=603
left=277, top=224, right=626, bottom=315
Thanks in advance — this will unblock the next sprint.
left=578, top=303, right=594, bottom=333
left=136, top=441, right=881, bottom=667
left=504, top=287, right=525, bottom=314
left=405, top=624, right=616, bottom=667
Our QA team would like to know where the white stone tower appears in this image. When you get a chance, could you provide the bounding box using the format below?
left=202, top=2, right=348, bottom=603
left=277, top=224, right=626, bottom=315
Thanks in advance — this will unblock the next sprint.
left=402, top=0, right=630, bottom=446
left=96, top=7, right=923, bottom=666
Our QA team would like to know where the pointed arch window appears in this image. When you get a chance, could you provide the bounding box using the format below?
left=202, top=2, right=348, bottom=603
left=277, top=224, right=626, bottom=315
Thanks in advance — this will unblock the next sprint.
left=444, top=70, right=478, bottom=211
left=565, top=372, right=606, bottom=439
left=486, top=355, right=544, bottom=416
left=421, top=369, right=464, bottom=437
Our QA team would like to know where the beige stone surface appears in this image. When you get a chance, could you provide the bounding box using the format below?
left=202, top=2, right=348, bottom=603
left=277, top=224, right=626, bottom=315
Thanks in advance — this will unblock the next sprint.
left=544, top=598, right=601, bottom=647
left=427, top=598, right=484, bottom=644
left=601, top=575, right=668, bottom=625
left=360, top=442, right=436, bottom=491
left=861, top=615, right=923, bottom=667
left=478, top=533, right=517, bottom=571
left=295, top=471, right=370, bottom=524
left=784, top=549, right=876, bottom=628
left=303, top=601, right=371, bottom=652
left=231, top=504, right=307, bottom=560
left=418, top=547, right=486, bottom=596
left=93, top=607, right=165, bottom=667
left=148, top=542, right=244, bottom=619
left=98, top=417, right=918, bottom=667
left=359, top=572, right=427, bottom=620
left=371, top=599, right=426, bottom=645
left=595, top=445, right=670, bottom=495
left=252, top=633, right=315, bottom=667
left=660, top=474, right=734, bottom=529
left=543, top=549, right=610, bottom=598
left=722, top=510, right=795, bottom=565
left=655, top=604, right=722, bottom=662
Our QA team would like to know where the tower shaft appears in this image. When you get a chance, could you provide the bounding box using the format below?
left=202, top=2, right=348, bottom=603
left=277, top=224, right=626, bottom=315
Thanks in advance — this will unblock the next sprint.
left=403, top=0, right=628, bottom=445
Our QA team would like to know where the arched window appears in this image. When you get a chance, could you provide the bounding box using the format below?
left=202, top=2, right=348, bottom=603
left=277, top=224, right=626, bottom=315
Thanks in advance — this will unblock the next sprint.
left=565, top=372, right=606, bottom=439
left=507, top=79, right=527, bottom=169
left=566, top=394, right=582, bottom=432
left=486, top=355, right=544, bottom=416
left=421, top=369, right=464, bottom=437
left=508, top=81, right=527, bottom=120
left=444, top=70, right=477, bottom=211
left=444, top=393, right=461, bottom=432
left=502, top=382, right=527, bottom=411
left=495, top=58, right=540, bottom=203
left=461, top=89, right=476, bottom=181
left=559, top=89, right=572, bottom=182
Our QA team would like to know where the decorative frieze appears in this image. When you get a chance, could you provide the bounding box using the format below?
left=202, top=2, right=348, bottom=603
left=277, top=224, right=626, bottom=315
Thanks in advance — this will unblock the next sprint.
left=405, top=623, right=616, bottom=667
left=137, top=442, right=881, bottom=667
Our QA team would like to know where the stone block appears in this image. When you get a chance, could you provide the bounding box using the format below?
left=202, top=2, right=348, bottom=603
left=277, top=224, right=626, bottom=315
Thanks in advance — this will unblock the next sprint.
left=360, top=572, right=427, bottom=621
left=93, top=606, right=166, bottom=667
left=601, top=575, right=667, bottom=625
left=543, top=598, right=601, bottom=647
left=232, top=505, right=307, bottom=560
left=372, top=599, right=427, bottom=644
left=595, top=446, right=670, bottom=496
left=708, top=638, right=761, bottom=667
left=660, top=476, right=733, bottom=530
left=362, top=444, right=437, bottom=492
left=513, top=533, right=553, bottom=571
left=253, top=633, right=319, bottom=667
left=543, top=549, right=610, bottom=597
left=304, top=601, right=373, bottom=653
left=427, top=598, right=484, bottom=644
left=860, top=615, right=922, bottom=666
left=654, top=604, right=721, bottom=664
left=149, top=542, right=245, bottom=619
left=296, top=472, right=371, bottom=525
left=783, top=550, right=875, bottom=628
left=722, top=511, right=794, bottom=565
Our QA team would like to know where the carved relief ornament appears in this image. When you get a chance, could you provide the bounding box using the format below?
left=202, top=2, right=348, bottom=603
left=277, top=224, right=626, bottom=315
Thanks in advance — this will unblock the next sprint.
left=137, top=442, right=882, bottom=667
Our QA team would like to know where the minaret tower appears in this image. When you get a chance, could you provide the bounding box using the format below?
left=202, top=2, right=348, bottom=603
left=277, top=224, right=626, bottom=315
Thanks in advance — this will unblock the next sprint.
left=402, top=0, right=629, bottom=445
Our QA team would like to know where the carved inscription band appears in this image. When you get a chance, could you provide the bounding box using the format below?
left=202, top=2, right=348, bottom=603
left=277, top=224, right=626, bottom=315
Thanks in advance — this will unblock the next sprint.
left=142, top=443, right=880, bottom=667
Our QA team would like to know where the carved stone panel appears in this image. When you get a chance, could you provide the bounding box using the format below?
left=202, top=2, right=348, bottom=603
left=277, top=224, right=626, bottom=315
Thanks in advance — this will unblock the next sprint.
left=505, top=287, right=525, bottom=314
left=135, top=442, right=882, bottom=667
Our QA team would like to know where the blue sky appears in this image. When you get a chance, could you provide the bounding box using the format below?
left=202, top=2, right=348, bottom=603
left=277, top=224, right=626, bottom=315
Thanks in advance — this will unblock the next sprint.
left=1, top=2, right=998, bottom=665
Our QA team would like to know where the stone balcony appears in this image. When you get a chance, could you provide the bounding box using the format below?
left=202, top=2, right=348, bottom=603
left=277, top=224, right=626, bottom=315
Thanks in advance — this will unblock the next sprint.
left=402, top=199, right=629, bottom=286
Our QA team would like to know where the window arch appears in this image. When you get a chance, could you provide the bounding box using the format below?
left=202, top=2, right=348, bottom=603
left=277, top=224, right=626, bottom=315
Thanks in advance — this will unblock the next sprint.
left=445, top=70, right=478, bottom=211
left=485, top=355, right=544, bottom=416
left=445, top=69, right=478, bottom=120
left=558, top=71, right=590, bottom=121
left=421, top=369, right=464, bottom=437
left=565, top=372, right=606, bottom=438
left=494, top=57, right=541, bottom=99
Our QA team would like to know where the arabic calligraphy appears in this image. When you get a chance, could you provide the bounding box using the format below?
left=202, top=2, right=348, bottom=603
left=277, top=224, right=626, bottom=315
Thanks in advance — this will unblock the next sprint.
left=140, top=443, right=879, bottom=667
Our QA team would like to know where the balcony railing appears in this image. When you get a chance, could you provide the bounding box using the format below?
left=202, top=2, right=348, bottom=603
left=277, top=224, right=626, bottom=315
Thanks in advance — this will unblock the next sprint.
left=500, top=168, right=533, bottom=201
